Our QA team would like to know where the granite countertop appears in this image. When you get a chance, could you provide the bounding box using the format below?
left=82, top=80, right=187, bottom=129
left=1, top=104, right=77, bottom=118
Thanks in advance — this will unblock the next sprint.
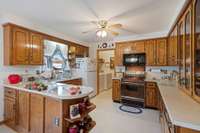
left=1, top=77, right=93, bottom=100
left=146, top=78, right=200, bottom=131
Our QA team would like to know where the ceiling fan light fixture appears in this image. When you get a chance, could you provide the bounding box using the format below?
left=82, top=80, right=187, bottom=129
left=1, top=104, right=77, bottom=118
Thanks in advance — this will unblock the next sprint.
left=96, top=30, right=107, bottom=38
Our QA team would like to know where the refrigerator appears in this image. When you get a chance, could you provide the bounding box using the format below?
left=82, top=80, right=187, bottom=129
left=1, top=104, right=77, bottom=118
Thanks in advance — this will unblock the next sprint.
left=75, top=58, right=97, bottom=97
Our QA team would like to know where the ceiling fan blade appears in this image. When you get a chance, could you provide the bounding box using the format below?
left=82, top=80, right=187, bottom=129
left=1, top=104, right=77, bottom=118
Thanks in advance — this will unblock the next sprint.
left=91, top=21, right=98, bottom=25
left=107, top=29, right=119, bottom=36
left=82, top=28, right=97, bottom=34
left=108, top=24, right=122, bottom=29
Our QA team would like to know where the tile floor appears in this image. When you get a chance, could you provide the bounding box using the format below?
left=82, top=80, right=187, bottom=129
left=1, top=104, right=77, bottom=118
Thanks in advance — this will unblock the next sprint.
left=90, top=89, right=161, bottom=133
left=0, top=89, right=161, bottom=133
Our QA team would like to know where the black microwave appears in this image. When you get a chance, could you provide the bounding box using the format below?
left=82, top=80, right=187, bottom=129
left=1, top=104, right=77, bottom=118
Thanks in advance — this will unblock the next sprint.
left=123, top=53, right=146, bottom=66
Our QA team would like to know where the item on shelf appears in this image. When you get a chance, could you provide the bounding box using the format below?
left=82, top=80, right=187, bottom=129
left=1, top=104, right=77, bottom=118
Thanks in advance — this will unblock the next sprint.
left=69, top=125, right=78, bottom=133
left=70, top=104, right=81, bottom=119
left=8, top=74, right=22, bottom=84
left=79, top=102, right=86, bottom=114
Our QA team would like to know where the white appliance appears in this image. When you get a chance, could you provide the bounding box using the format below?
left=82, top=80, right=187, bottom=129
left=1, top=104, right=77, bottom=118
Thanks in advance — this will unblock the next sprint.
left=75, top=58, right=97, bottom=97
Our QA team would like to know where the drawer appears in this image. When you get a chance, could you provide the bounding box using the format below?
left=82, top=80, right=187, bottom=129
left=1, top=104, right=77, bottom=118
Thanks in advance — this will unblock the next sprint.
left=146, top=82, right=156, bottom=88
left=5, top=88, right=17, bottom=99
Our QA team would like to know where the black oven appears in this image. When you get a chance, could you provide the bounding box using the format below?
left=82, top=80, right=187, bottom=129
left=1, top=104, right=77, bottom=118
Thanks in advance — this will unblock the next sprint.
left=121, top=81, right=145, bottom=107
left=123, top=53, right=146, bottom=66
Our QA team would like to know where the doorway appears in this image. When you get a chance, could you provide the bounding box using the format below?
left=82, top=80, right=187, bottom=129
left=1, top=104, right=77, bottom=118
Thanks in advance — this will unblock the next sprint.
left=96, top=49, right=115, bottom=95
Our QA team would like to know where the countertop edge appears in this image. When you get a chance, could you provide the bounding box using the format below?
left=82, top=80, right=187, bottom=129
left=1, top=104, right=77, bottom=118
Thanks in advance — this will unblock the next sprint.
left=2, top=82, right=93, bottom=100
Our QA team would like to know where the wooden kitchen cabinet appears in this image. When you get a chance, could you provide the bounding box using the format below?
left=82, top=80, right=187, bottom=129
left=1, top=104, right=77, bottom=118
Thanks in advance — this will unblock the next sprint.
left=145, top=40, right=156, bottom=66
left=3, top=23, right=44, bottom=65
left=156, top=39, right=167, bottom=66
left=131, top=41, right=145, bottom=53
left=4, top=88, right=17, bottom=129
left=145, top=82, right=158, bottom=108
left=176, top=127, right=200, bottom=133
left=45, top=97, right=62, bottom=133
left=115, top=43, right=127, bottom=66
left=145, top=39, right=167, bottom=66
left=115, top=41, right=145, bottom=66
left=29, top=32, right=44, bottom=65
left=59, top=78, right=82, bottom=85
left=17, top=91, right=30, bottom=133
left=112, top=79, right=121, bottom=102
left=168, top=26, right=178, bottom=66
left=193, top=0, right=200, bottom=103
left=75, top=45, right=89, bottom=57
left=11, top=26, right=30, bottom=65
left=30, top=94, right=45, bottom=133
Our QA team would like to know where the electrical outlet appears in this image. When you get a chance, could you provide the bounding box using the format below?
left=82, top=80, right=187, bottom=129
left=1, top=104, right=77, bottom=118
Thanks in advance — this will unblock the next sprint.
left=53, top=117, right=60, bottom=126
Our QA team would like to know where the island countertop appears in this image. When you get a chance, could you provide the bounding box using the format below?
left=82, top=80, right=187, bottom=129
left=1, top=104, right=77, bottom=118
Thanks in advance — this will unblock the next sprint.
left=1, top=81, right=93, bottom=100
left=146, top=79, right=200, bottom=131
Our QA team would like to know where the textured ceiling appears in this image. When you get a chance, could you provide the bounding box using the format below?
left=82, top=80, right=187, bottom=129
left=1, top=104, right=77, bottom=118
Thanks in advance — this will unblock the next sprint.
left=0, top=0, right=185, bottom=43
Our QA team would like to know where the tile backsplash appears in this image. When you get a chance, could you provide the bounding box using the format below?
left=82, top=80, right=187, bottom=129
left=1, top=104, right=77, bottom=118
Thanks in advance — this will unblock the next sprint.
left=145, top=66, right=179, bottom=80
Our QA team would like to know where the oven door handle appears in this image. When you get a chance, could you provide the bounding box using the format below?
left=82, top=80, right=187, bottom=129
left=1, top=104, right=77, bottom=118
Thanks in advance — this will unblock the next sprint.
left=121, top=82, right=145, bottom=86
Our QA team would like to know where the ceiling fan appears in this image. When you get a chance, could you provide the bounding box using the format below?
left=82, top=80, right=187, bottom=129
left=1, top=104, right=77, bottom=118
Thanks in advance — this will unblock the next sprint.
left=82, top=20, right=122, bottom=38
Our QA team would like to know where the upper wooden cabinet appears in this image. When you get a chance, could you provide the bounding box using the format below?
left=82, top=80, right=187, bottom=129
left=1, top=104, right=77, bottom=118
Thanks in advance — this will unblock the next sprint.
left=168, top=26, right=178, bottom=66
left=3, top=23, right=44, bottom=65
left=115, top=38, right=167, bottom=66
left=156, top=39, right=167, bottom=66
left=29, top=32, right=44, bottom=65
left=145, top=40, right=156, bottom=66
left=131, top=41, right=145, bottom=53
left=145, top=38, right=167, bottom=66
left=193, top=0, right=200, bottom=102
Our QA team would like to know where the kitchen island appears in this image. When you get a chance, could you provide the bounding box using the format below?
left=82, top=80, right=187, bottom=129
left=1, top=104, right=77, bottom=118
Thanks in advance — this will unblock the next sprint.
left=2, top=80, right=96, bottom=133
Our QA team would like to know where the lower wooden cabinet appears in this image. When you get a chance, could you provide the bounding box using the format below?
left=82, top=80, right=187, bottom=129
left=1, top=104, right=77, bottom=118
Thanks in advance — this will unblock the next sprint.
left=4, top=97, right=17, bottom=128
left=17, top=91, right=30, bottom=133
left=145, top=82, right=158, bottom=108
left=45, top=97, right=62, bottom=133
left=112, top=79, right=121, bottom=102
left=30, top=94, right=45, bottom=133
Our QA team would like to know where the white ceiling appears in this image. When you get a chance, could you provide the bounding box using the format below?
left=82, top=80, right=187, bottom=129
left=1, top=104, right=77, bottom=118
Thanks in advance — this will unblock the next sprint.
left=0, top=0, right=185, bottom=43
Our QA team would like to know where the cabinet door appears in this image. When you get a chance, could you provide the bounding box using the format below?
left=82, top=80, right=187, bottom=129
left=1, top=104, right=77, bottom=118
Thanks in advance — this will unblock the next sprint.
left=17, top=91, right=30, bottom=133
left=178, top=21, right=185, bottom=89
left=133, top=41, right=145, bottom=53
left=145, top=82, right=158, bottom=108
left=4, top=97, right=16, bottom=128
left=145, top=40, right=156, bottom=66
left=157, top=39, right=167, bottom=66
left=29, top=32, right=43, bottom=65
left=115, top=43, right=127, bottom=66
left=30, top=94, right=44, bottom=133
left=112, top=79, right=121, bottom=102
left=171, top=26, right=178, bottom=66
left=168, top=32, right=174, bottom=65
left=184, top=7, right=192, bottom=95
left=193, top=0, right=200, bottom=102
left=12, top=27, right=29, bottom=65
left=45, top=98, right=62, bottom=133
